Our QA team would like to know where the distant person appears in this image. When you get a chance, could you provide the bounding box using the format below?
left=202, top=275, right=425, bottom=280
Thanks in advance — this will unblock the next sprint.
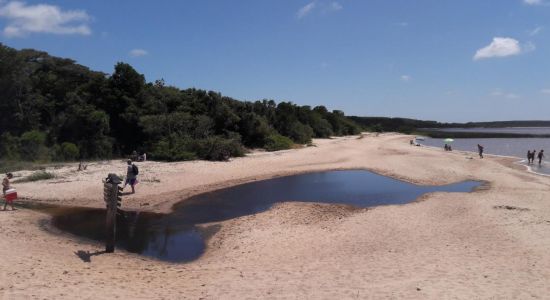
left=410, top=139, right=414, bottom=146
left=448, top=145, right=452, bottom=151
left=444, top=144, right=449, bottom=151
left=138, top=152, right=147, bottom=162
left=477, top=144, right=484, bottom=158
left=2, top=173, right=15, bottom=211
left=538, top=149, right=544, bottom=166
left=527, top=150, right=532, bottom=164
left=131, top=150, right=138, bottom=161
left=122, top=159, right=139, bottom=194
left=532, top=150, right=537, bottom=164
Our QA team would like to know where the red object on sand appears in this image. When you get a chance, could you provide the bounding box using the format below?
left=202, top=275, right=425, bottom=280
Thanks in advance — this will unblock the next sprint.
left=5, top=189, right=17, bottom=202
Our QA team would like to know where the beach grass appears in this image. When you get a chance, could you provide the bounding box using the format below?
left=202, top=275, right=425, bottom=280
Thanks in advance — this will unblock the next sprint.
left=13, top=171, right=56, bottom=183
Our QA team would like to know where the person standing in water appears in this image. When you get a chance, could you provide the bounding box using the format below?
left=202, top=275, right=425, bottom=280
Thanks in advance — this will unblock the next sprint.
left=527, top=150, right=532, bottom=164
left=532, top=150, right=537, bottom=164
left=538, top=149, right=544, bottom=166
left=477, top=144, right=484, bottom=159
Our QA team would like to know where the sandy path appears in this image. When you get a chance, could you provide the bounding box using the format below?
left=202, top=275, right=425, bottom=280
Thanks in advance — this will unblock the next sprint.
left=1, top=133, right=549, bottom=299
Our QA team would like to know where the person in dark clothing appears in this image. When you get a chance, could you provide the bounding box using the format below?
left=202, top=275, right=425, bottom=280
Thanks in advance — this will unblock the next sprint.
left=532, top=150, right=537, bottom=164
left=477, top=144, right=484, bottom=158
left=527, top=150, right=532, bottom=164
left=538, top=149, right=544, bottom=166
left=122, top=159, right=138, bottom=194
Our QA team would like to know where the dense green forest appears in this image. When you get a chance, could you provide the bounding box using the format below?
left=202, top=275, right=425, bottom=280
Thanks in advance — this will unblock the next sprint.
left=0, top=44, right=361, bottom=162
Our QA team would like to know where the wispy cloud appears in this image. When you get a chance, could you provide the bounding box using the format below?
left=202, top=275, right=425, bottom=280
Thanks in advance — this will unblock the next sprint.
left=328, top=2, right=343, bottom=12
left=297, top=1, right=342, bottom=19
left=401, top=75, right=411, bottom=82
left=297, top=2, right=316, bottom=19
left=0, top=1, right=91, bottom=37
left=523, top=0, right=547, bottom=5
left=129, top=49, right=148, bottom=57
left=528, top=26, right=543, bottom=36
left=473, top=37, right=534, bottom=60
left=490, top=89, right=520, bottom=99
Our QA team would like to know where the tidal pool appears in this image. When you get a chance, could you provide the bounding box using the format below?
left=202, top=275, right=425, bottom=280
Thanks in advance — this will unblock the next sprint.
left=46, top=170, right=482, bottom=262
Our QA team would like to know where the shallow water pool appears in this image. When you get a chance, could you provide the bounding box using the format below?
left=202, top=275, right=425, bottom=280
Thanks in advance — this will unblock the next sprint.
left=46, top=170, right=482, bottom=262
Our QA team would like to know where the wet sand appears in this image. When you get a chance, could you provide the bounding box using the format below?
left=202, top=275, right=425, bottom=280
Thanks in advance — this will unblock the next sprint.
left=1, top=133, right=549, bottom=299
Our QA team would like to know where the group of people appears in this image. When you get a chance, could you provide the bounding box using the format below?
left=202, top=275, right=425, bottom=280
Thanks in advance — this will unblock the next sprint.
left=444, top=144, right=453, bottom=151
left=2, top=158, right=140, bottom=212
left=527, top=149, right=545, bottom=166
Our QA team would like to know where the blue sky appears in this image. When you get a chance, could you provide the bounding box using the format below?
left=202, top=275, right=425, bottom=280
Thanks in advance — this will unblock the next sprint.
left=1, top=0, right=549, bottom=122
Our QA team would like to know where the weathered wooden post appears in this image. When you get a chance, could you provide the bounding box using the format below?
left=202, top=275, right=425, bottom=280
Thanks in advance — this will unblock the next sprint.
left=104, top=174, right=123, bottom=253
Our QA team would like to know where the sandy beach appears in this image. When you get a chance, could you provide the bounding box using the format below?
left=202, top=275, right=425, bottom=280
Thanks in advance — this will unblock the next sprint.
left=1, top=133, right=549, bottom=299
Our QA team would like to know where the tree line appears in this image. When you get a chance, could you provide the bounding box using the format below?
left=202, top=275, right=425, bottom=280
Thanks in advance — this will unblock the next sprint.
left=0, top=44, right=361, bottom=162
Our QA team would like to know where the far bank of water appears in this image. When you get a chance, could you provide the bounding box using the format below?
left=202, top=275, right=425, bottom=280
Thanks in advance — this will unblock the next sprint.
left=418, top=127, right=550, bottom=175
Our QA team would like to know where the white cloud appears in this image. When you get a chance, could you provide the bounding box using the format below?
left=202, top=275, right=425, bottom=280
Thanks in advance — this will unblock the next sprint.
left=400, top=75, right=411, bottom=82
left=541, top=89, right=550, bottom=94
left=524, top=0, right=544, bottom=5
left=297, top=2, right=316, bottom=19
left=490, top=89, right=520, bottom=99
left=297, top=1, right=342, bottom=19
left=528, top=26, right=543, bottom=36
left=129, top=49, right=148, bottom=57
left=0, top=1, right=91, bottom=37
left=473, top=37, right=527, bottom=60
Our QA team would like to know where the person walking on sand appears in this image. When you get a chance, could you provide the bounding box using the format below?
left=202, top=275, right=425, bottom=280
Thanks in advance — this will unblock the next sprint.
left=477, top=144, right=484, bottom=159
left=122, top=159, right=139, bottom=194
left=2, top=173, right=15, bottom=211
left=538, top=149, right=544, bottom=166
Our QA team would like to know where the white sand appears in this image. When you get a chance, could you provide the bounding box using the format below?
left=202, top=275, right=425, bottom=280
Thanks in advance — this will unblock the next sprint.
left=1, top=133, right=549, bottom=299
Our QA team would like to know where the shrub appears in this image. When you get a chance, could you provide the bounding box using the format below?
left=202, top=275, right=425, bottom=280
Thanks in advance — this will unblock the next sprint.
left=150, top=138, right=197, bottom=161
left=370, top=124, right=384, bottom=133
left=192, top=136, right=245, bottom=161
left=287, top=122, right=313, bottom=144
left=265, top=134, right=293, bottom=151
left=60, top=142, right=80, bottom=161
left=13, top=171, right=55, bottom=183
left=0, top=133, right=20, bottom=160
left=19, top=130, right=50, bottom=161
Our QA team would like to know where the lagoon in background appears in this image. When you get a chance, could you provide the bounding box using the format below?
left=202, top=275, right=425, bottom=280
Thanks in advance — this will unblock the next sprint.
left=427, top=127, right=550, bottom=135
left=419, top=127, right=550, bottom=175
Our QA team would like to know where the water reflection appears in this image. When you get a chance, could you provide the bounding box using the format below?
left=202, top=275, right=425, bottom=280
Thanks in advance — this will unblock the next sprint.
left=44, top=170, right=481, bottom=262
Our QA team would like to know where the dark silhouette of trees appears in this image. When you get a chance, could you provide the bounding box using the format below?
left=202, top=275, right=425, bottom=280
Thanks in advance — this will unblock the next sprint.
left=0, top=44, right=361, bottom=162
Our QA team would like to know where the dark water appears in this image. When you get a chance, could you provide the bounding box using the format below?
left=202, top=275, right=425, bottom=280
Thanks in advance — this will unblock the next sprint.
left=426, top=127, right=550, bottom=135
left=44, top=170, right=481, bottom=262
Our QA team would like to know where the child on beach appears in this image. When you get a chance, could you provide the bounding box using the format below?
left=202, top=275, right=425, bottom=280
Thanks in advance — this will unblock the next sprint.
left=2, top=173, right=15, bottom=211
